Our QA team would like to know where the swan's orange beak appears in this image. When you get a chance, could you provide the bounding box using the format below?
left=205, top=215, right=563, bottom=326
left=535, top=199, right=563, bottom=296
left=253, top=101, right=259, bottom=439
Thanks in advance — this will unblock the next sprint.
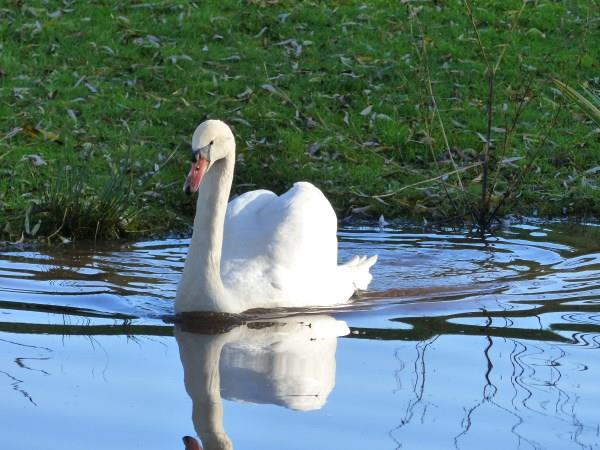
left=184, top=157, right=209, bottom=195
left=182, top=436, right=202, bottom=450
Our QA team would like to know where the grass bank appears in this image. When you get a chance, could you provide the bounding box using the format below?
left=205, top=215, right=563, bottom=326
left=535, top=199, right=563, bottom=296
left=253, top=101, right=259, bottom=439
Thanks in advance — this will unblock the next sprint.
left=1, top=0, right=599, bottom=240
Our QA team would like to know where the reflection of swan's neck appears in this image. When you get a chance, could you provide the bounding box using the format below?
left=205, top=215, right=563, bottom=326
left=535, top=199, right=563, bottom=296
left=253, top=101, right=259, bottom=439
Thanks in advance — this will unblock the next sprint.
left=176, top=330, right=234, bottom=450
left=176, top=155, right=235, bottom=313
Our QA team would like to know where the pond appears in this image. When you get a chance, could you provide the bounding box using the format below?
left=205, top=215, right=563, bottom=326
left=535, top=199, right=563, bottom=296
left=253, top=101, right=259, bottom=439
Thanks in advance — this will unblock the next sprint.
left=1, top=222, right=599, bottom=450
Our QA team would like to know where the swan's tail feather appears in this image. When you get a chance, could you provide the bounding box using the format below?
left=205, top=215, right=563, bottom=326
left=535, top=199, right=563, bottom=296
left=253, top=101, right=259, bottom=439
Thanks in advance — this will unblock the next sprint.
left=344, top=255, right=360, bottom=267
left=343, top=254, right=377, bottom=291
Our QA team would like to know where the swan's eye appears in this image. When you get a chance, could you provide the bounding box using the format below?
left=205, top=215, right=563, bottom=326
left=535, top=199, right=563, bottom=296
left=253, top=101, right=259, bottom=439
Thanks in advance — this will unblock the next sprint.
left=209, top=140, right=214, bottom=146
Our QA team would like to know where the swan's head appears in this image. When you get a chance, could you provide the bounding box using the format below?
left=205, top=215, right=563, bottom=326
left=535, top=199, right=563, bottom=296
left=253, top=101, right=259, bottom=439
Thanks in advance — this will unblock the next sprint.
left=184, top=120, right=235, bottom=195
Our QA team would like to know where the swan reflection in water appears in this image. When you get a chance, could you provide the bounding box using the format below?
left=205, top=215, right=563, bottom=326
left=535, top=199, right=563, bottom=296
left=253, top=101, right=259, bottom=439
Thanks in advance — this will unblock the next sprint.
left=175, top=314, right=350, bottom=450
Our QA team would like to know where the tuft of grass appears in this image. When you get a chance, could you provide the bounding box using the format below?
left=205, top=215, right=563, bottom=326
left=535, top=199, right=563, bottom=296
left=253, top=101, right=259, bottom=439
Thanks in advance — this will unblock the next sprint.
left=41, top=159, right=137, bottom=240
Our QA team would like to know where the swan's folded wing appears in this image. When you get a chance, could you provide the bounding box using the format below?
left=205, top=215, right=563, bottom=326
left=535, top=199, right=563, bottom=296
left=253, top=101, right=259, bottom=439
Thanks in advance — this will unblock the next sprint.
left=221, top=183, right=339, bottom=304
left=222, top=189, right=277, bottom=261
left=226, top=189, right=277, bottom=221
left=266, top=182, right=338, bottom=271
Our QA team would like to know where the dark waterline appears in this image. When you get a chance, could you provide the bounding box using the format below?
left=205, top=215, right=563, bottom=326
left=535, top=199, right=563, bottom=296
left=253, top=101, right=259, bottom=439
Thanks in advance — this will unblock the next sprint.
left=1, top=222, right=600, bottom=450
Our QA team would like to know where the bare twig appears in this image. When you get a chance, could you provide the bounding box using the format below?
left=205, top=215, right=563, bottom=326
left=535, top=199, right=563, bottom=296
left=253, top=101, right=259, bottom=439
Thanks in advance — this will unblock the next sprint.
left=479, top=70, right=495, bottom=232
left=352, top=162, right=482, bottom=200
left=421, top=38, right=464, bottom=191
left=408, top=11, right=468, bottom=222
left=490, top=78, right=535, bottom=196
left=484, top=104, right=563, bottom=230
left=46, top=208, right=69, bottom=242
left=422, top=105, right=464, bottom=219
left=464, top=0, right=489, bottom=65
left=464, top=0, right=496, bottom=235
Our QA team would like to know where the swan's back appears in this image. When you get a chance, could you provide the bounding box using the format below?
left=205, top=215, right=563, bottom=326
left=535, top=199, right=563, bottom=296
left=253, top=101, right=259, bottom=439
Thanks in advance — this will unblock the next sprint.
left=221, top=182, right=339, bottom=308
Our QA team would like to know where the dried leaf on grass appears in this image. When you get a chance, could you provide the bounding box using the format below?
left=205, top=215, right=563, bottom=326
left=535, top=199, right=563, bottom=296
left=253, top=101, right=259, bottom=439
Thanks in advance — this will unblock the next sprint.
left=261, top=84, right=292, bottom=103
left=21, top=154, right=47, bottom=166
left=1, top=127, right=22, bottom=141
left=307, top=143, right=321, bottom=156
left=84, top=82, right=98, bottom=93
left=169, top=55, right=193, bottom=64
left=67, top=109, right=78, bottom=122
left=236, top=87, right=253, bottom=99
left=22, top=125, right=62, bottom=143
left=500, top=156, right=523, bottom=167
left=585, top=166, right=600, bottom=175
left=360, top=105, right=373, bottom=116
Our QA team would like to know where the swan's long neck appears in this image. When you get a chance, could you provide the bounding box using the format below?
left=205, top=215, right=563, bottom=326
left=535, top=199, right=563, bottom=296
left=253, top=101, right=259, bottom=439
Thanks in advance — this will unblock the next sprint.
left=176, top=154, right=236, bottom=313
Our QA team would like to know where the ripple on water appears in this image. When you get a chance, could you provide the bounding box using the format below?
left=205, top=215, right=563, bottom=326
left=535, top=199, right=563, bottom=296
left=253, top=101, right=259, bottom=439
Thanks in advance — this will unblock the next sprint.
left=1, top=221, right=600, bottom=450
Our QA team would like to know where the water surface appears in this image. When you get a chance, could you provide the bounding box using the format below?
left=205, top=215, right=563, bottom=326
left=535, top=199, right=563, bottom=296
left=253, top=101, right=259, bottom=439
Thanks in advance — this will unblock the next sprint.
left=1, top=222, right=600, bottom=450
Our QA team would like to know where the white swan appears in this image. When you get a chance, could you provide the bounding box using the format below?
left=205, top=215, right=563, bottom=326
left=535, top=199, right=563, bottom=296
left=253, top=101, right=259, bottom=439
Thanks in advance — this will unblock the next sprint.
left=176, top=120, right=377, bottom=314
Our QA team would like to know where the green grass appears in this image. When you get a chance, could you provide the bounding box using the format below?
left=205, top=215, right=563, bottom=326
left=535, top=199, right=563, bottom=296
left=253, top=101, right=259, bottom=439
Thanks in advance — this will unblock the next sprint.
left=1, top=0, right=599, bottom=239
